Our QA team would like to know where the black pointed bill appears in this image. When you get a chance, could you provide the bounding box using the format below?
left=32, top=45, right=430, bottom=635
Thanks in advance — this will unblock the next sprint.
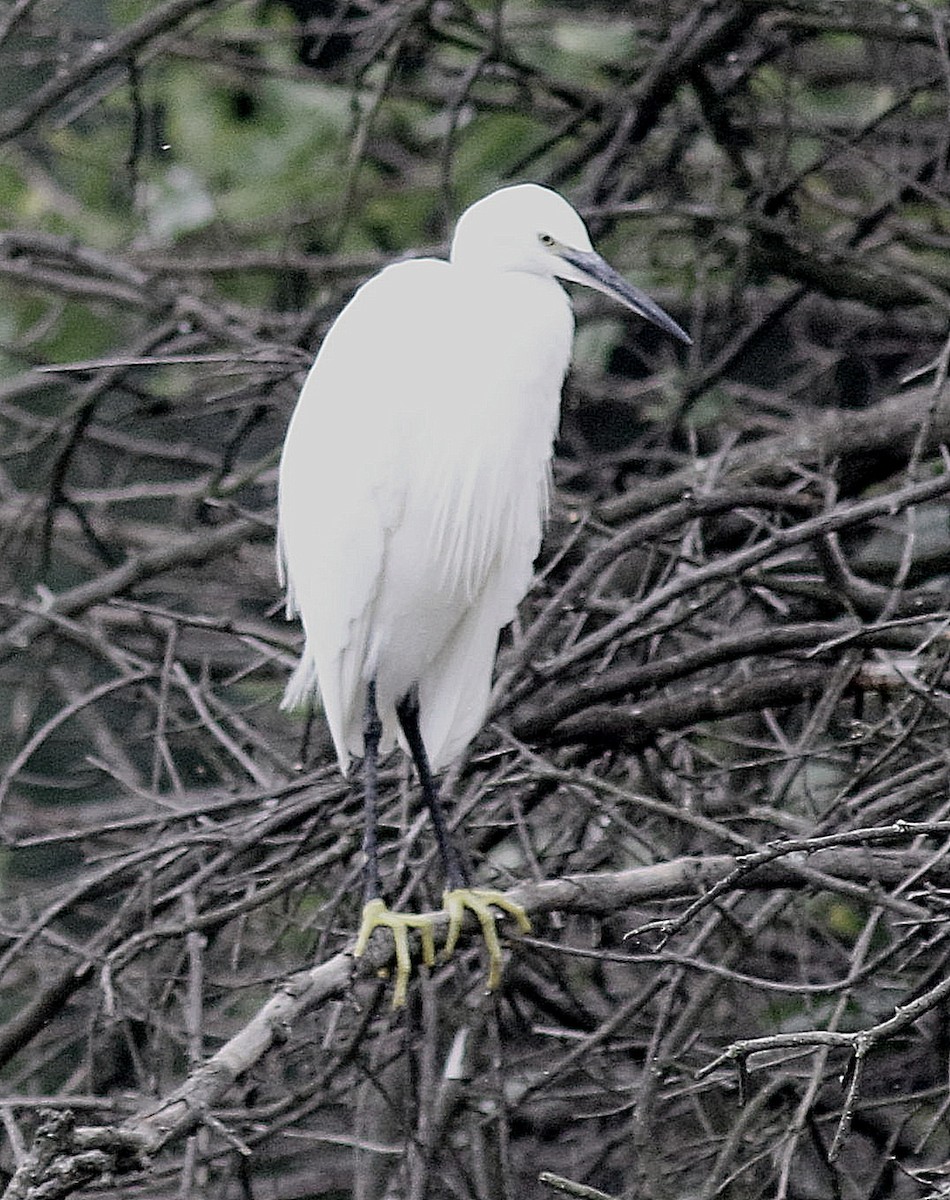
left=558, top=247, right=692, bottom=346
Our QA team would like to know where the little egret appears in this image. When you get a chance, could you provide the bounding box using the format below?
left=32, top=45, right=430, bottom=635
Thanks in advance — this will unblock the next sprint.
left=278, top=183, right=690, bottom=1005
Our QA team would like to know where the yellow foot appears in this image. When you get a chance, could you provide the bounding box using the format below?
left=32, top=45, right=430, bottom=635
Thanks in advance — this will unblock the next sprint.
left=353, top=898, right=437, bottom=1008
left=443, top=888, right=532, bottom=991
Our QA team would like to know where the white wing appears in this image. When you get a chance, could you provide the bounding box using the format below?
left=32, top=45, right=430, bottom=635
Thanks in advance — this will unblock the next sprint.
left=278, top=261, right=434, bottom=769
left=278, top=258, right=573, bottom=772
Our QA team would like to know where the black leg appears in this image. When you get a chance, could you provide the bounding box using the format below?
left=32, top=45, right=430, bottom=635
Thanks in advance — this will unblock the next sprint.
left=354, top=681, right=438, bottom=1007
left=396, top=690, right=470, bottom=890
left=362, top=680, right=383, bottom=904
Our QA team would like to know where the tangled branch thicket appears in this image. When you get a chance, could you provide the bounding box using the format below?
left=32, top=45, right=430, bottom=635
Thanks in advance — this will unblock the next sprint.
left=1, top=1, right=950, bottom=1197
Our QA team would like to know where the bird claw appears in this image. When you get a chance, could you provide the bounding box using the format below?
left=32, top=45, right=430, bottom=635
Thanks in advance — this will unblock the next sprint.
left=442, top=888, right=532, bottom=992
left=353, top=898, right=437, bottom=1008
left=353, top=891, right=531, bottom=1006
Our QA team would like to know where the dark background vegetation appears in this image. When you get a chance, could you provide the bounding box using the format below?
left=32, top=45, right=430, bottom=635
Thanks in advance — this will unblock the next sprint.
left=1, top=1, right=950, bottom=1197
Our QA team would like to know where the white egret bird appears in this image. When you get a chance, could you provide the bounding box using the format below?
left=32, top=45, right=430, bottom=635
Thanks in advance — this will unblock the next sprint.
left=278, top=183, right=690, bottom=1005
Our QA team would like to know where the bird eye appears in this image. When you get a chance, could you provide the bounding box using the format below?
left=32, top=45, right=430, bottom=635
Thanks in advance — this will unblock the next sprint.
left=539, top=233, right=555, bottom=247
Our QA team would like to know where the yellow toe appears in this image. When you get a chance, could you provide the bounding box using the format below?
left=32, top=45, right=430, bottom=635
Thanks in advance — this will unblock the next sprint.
left=442, top=888, right=532, bottom=992
left=354, top=898, right=437, bottom=1008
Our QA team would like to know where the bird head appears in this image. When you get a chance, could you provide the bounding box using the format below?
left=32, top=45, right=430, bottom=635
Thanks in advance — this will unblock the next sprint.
left=450, top=183, right=691, bottom=345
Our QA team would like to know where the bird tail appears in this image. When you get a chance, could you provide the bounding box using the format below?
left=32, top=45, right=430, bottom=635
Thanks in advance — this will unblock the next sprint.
left=281, top=655, right=318, bottom=714
left=281, top=654, right=356, bottom=777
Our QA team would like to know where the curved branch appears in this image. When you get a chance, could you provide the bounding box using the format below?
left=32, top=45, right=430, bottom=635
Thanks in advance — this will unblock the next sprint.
left=0, top=0, right=224, bottom=145
left=0, top=518, right=262, bottom=664
left=601, top=383, right=950, bottom=523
